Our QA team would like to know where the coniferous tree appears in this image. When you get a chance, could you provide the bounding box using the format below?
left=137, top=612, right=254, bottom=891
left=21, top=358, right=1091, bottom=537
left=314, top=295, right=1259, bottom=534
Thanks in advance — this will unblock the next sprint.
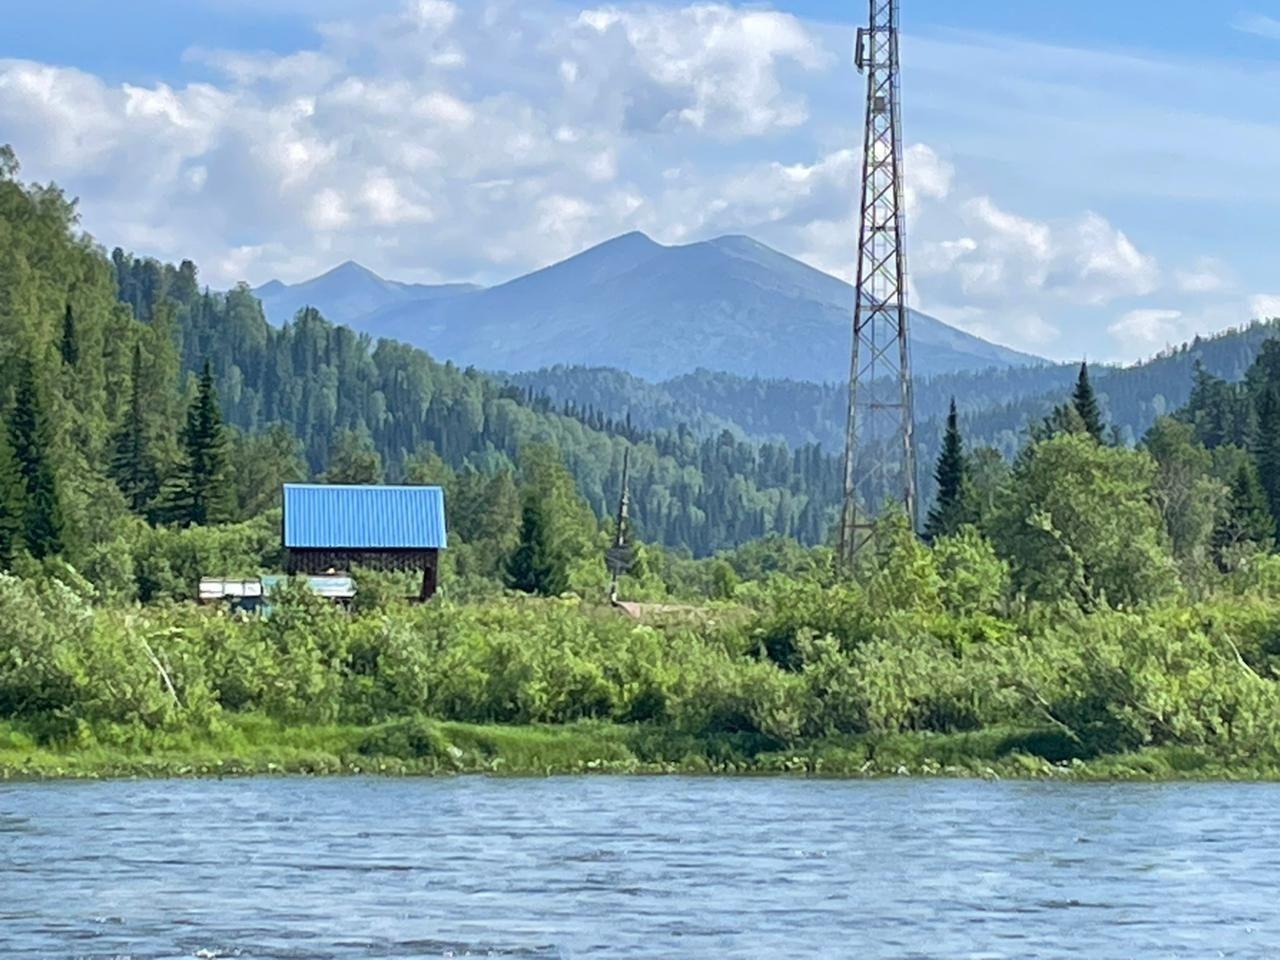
left=504, top=444, right=595, bottom=594
left=110, top=343, right=159, bottom=513
left=60, top=303, right=79, bottom=367
left=322, top=428, right=383, bottom=484
left=8, top=359, right=63, bottom=558
left=0, top=428, right=23, bottom=569
left=1253, top=384, right=1280, bottom=537
left=167, top=359, right=232, bottom=526
left=1213, top=461, right=1274, bottom=568
left=924, top=398, right=969, bottom=540
left=1072, top=361, right=1105, bottom=442
left=505, top=494, right=569, bottom=596
left=1031, top=402, right=1087, bottom=443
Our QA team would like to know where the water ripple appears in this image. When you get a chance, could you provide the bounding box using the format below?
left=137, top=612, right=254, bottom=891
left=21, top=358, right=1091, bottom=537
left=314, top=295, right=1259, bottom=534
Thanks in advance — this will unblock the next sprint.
left=3, top=777, right=1279, bottom=958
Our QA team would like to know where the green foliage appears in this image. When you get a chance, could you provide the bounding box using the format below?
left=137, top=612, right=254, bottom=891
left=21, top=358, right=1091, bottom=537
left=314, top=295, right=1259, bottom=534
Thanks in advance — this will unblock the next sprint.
left=933, top=526, right=1009, bottom=617
left=229, top=424, right=307, bottom=519
left=59, top=304, right=78, bottom=368
left=9, top=141, right=1280, bottom=779
left=164, top=360, right=233, bottom=527
left=322, top=427, right=383, bottom=484
left=1254, top=384, right=1280, bottom=537
left=9, top=357, right=64, bottom=559
left=505, top=445, right=598, bottom=597
left=507, top=495, right=570, bottom=596
left=109, top=343, right=161, bottom=514
left=1072, top=361, right=1105, bottom=442
left=1142, top=416, right=1221, bottom=570
left=924, top=398, right=971, bottom=541
left=991, top=434, right=1177, bottom=608
left=0, top=428, right=22, bottom=570
left=1213, top=462, right=1274, bottom=570
left=1031, top=401, right=1088, bottom=443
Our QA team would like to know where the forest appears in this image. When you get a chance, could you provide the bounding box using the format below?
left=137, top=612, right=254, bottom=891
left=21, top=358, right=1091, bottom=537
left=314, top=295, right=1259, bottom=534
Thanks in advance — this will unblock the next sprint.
left=513, top=319, right=1280, bottom=474
left=6, top=142, right=1280, bottom=780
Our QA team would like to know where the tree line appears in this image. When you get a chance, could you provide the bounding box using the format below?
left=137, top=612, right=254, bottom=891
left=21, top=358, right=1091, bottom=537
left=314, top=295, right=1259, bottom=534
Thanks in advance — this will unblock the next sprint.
left=6, top=136, right=1280, bottom=611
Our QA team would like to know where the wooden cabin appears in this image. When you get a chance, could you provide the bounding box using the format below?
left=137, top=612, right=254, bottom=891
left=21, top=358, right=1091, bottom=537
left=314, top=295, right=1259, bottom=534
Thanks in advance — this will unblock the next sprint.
left=281, top=483, right=448, bottom=600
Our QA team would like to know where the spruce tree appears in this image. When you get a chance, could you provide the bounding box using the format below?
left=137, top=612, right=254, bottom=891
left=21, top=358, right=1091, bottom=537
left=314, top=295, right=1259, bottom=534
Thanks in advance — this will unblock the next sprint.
left=8, top=359, right=63, bottom=559
left=1253, top=384, right=1280, bottom=537
left=505, top=494, right=569, bottom=596
left=0, top=428, right=23, bottom=570
left=109, top=343, right=159, bottom=513
left=1213, top=461, right=1274, bottom=567
left=924, top=397, right=969, bottom=540
left=169, top=359, right=232, bottom=526
left=1072, top=361, right=1105, bottom=442
left=59, top=303, right=78, bottom=367
left=1030, top=402, right=1087, bottom=443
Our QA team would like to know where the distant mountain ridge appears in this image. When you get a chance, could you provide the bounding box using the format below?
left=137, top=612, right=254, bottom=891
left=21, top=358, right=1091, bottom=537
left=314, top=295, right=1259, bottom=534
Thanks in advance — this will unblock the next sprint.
left=511, top=320, right=1280, bottom=456
left=252, top=232, right=1044, bottom=381
left=254, top=260, right=480, bottom=330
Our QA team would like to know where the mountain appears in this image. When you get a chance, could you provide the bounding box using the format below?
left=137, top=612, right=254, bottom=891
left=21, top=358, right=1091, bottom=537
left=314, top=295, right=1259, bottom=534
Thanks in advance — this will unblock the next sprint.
left=258, top=233, right=1044, bottom=381
left=253, top=260, right=480, bottom=329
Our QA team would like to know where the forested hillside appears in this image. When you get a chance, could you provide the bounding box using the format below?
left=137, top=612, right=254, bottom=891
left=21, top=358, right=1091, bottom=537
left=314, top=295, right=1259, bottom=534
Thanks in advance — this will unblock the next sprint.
left=513, top=323, right=1278, bottom=475
left=0, top=146, right=841, bottom=576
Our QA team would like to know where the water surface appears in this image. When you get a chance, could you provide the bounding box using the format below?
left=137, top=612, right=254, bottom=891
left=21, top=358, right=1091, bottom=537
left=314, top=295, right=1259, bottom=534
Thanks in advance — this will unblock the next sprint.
left=3, top=776, right=1277, bottom=958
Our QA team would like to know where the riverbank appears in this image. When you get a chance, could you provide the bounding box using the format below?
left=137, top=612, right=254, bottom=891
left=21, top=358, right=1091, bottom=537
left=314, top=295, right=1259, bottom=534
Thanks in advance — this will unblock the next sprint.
left=2, top=716, right=1273, bottom=783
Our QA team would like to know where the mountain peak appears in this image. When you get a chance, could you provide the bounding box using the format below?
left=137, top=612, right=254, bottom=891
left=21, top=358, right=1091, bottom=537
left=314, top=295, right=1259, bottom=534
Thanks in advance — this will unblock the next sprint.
left=253, top=229, right=1044, bottom=380
left=707, top=233, right=766, bottom=250
left=318, top=259, right=384, bottom=283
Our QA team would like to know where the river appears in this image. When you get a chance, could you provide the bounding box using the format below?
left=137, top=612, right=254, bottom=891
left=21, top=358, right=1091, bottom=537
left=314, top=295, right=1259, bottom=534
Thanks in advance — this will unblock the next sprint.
left=2, top=776, right=1276, bottom=958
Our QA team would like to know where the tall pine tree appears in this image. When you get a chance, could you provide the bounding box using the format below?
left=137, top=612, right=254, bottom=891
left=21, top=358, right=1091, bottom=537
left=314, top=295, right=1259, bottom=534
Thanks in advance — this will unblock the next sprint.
left=0, top=428, right=24, bottom=570
left=924, top=397, right=970, bottom=541
left=1072, top=361, right=1105, bottom=442
left=167, top=359, right=232, bottom=526
left=505, top=494, right=570, bottom=596
left=8, top=358, right=63, bottom=559
left=1253, top=384, right=1280, bottom=538
left=59, top=303, right=79, bottom=367
left=109, top=342, right=159, bottom=513
left=504, top=444, right=594, bottom=595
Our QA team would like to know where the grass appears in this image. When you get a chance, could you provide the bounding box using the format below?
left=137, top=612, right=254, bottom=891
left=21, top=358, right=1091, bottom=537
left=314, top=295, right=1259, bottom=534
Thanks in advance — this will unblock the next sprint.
left=4, top=715, right=1280, bottom=782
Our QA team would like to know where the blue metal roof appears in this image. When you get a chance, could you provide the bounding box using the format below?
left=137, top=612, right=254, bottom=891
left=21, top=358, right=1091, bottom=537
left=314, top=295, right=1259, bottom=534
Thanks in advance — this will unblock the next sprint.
left=282, top=484, right=447, bottom=549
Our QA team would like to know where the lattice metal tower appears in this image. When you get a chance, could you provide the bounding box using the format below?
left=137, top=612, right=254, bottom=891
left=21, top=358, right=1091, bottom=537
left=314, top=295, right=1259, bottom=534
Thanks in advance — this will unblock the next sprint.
left=838, top=0, right=917, bottom=567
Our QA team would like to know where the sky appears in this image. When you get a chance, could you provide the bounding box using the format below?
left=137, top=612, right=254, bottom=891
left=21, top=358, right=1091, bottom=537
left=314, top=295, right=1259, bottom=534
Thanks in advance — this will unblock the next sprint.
left=3, top=0, right=1280, bottom=364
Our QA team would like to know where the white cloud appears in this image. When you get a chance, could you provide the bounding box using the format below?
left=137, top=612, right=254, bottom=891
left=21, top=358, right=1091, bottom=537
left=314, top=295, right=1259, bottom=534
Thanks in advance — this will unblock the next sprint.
left=360, top=175, right=433, bottom=225
left=913, top=198, right=1157, bottom=314
left=650, top=142, right=952, bottom=281
left=569, top=3, right=829, bottom=136
left=903, top=143, right=954, bottom=216
left=1232, top=13, right=1280, bottom=40
left=410, top=0, right=457, bottom=32
left=307, top=187, right=350, bottom=231
left=1106, top=300, right=1268, bottom=361
left=1108, top=308, right=1187, bottom=353
left=0, top=0, right=1269, bottom=364
left=1175, top=258, right=1231, bottom=294
left=1251, top=294, right=1280, bottom=318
